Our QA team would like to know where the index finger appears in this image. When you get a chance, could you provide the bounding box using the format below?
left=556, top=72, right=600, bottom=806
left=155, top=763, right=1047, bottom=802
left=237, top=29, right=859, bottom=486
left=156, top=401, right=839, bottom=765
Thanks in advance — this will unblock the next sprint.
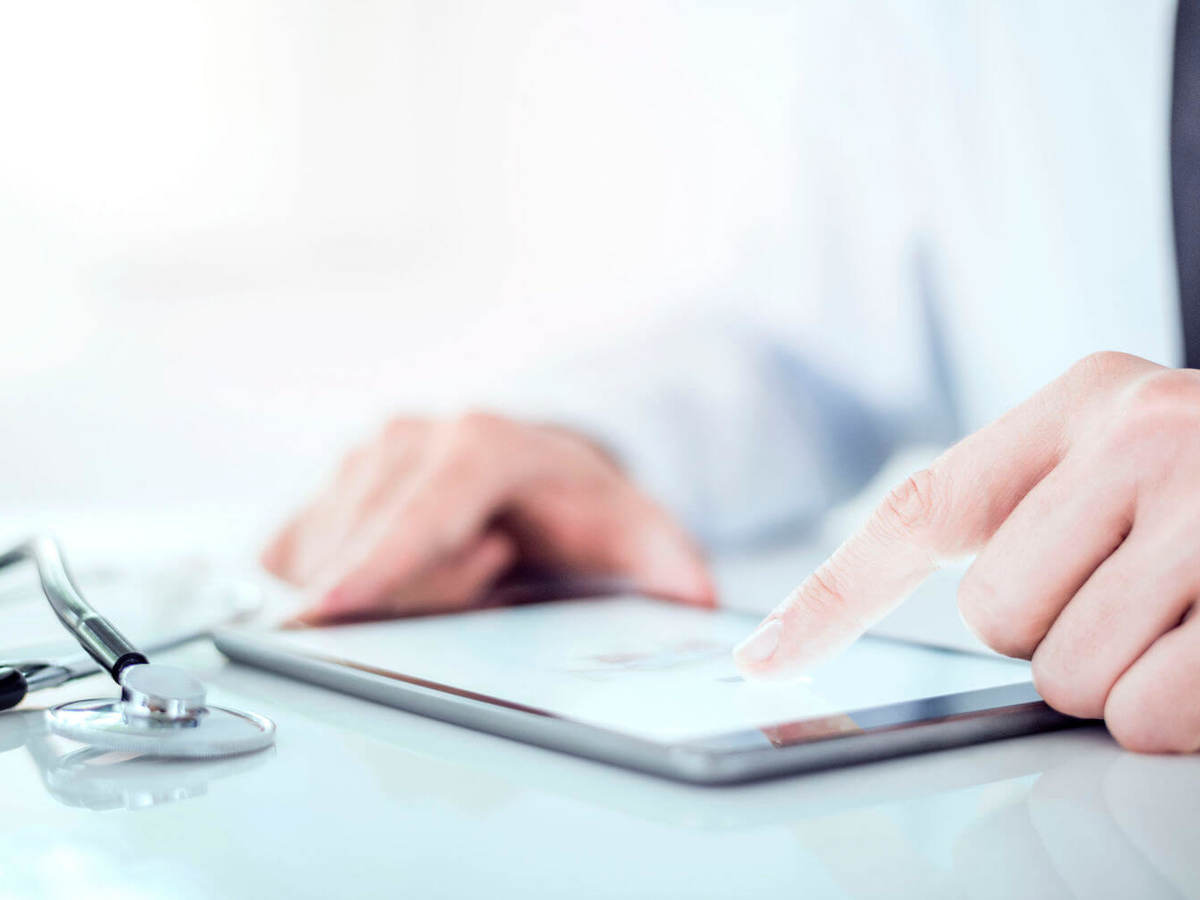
left=311, top=414, right=534, bottom=619
left=733, top=353, right=1151, bottom=681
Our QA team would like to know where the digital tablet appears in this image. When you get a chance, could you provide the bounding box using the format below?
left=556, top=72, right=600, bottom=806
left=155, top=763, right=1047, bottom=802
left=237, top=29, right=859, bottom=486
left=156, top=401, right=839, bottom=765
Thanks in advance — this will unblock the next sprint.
left=213, top=596, right=1080, bottom=784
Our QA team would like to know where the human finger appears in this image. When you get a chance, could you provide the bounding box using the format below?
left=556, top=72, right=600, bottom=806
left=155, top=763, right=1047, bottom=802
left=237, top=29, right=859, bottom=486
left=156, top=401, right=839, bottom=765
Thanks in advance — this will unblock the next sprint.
left=296, top=529, right=517, bottom=624
left=1103, top=607, right=1200, bottom=753
left=1030, top=523, right=1200, bottom=720
left=734, top=353, right=1161, bottom=680
left=954, top=450, right=1135, bottom=660
left=733, top=401, right=1064, bottom=678
left=312, top=414, right=533, bottom=617
left=506, top=479, right=715, bottom=608
left=260, top=421, right=425, bottom=584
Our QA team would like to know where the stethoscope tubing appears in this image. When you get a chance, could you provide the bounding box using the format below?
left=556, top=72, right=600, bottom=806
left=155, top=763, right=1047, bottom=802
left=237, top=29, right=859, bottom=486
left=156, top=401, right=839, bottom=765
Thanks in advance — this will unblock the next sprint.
left=0, top=535, right=252, bottom=711
left=7, top=620, right=222, bottom=692
left=0, top=536, right=277, bottom=758
left=0, top=621, right=223, bottom=711
left=0, top=536, right=147, bottom=681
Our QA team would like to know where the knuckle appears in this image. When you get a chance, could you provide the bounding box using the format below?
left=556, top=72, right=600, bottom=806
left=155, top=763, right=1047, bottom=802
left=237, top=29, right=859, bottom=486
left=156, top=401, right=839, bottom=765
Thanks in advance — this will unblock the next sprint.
left=1123, top=369, right=1200, bottom=424
left=795, top=563, right=863, bottom=631
left=878, top=468, right=946, bottom=538
left=439, top=412, right=512, bottom=465
left=453, top=410, right=508, bottom=440
left=433, top=413, right=500, bottom=468
left=428, top=445, right=480, bottom=488
left=1104, top=673, right=1200, bottom=754
left=378, top=419, right=428, bottom=466
left=1104, top=684, right=1171, bottom=753
left=1068, top=350, right=1143, bottom=384
left=1105, top=369, right=1200, bottom=455
left=956, top=577, right=1040, bottom=659
left=1030, top=647, right=1105, bottom=719
left=440, top=410, right=527, bottom=479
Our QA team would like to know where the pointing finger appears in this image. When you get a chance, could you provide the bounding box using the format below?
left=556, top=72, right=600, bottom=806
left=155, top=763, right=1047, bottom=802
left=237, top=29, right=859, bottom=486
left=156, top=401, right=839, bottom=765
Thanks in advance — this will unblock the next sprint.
left=734, top=353, right=1160, bottom=681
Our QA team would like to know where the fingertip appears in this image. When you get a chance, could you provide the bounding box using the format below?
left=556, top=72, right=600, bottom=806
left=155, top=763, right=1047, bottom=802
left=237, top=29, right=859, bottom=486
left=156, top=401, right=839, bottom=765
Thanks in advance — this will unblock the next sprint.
left=733, top=588, right=858, bottom=682
left=258, top=534, right=290, bottom=579
left=732, top=618, right=782, bottom=677
left=310, top=579, right=365, bottom=622
left=685, top=562, right=719, bottom=608
left=638, top=570, right=717, bottom=609
left=301, top=570, right=398, bottom=623
left=319, top=536, right=424, bottom=620
left=651, top=563, right=718, bottom=608
left=281, top=611, right=318, bottom=629
left=283, top=600, right=335, bottom=628
left=628, top=528, right=716, bottom=608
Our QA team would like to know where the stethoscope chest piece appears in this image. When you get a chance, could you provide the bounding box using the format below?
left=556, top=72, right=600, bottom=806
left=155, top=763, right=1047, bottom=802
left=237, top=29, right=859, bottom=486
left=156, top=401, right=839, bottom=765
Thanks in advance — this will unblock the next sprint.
left=3, top=536, right=277, bottom=759
left=45, top=664, right=276, bottom=759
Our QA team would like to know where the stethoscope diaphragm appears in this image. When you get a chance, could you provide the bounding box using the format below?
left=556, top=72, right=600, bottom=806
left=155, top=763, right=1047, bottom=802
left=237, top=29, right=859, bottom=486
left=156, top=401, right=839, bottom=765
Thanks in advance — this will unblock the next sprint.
left=2, top=537, right=277, bottom=760
left=46, top=697, right=276, bottom=758
left=47, top=662, right=275, bottom=758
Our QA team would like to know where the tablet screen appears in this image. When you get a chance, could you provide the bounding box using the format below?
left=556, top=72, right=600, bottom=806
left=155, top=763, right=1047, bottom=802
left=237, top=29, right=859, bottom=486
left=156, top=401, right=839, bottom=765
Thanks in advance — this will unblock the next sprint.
left=270, top=597, right=1031, bottom=743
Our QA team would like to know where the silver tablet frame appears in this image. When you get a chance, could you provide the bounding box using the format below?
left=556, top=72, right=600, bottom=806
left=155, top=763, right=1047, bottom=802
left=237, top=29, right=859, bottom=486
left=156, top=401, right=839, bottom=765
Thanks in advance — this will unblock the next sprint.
left=213, top=626, right=1084, bottom=784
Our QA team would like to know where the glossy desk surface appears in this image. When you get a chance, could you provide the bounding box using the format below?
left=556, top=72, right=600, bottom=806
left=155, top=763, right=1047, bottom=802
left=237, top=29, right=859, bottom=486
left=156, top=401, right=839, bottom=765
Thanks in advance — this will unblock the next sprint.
left=1, top=519, right=1199, bottom=899
left=4, top=643, right=1200, bottom=899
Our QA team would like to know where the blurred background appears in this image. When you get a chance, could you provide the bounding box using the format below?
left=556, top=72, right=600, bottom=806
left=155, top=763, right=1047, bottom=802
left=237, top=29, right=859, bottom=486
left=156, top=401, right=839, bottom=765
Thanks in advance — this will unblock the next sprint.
left=1, top=1, right=822, bottom=545
left=0, top=1, right=1179, bottom=580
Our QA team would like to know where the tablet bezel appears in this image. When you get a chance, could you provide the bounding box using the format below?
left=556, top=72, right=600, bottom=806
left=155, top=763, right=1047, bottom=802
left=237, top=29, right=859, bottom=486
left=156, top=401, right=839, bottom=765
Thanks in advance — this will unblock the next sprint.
left=213, top=626, right=1084, bottom=784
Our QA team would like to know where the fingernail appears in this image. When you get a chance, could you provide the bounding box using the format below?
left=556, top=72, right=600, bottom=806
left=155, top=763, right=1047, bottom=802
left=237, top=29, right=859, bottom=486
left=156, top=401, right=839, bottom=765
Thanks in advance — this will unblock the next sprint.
left=733, top=618, right=781, bottom=665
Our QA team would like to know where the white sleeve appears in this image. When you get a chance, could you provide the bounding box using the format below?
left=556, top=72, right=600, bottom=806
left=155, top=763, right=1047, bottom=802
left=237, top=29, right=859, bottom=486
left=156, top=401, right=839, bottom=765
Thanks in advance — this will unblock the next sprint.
left=482, top=289, right=955, bottom=550
left=475, top=3, right=979, bottom=548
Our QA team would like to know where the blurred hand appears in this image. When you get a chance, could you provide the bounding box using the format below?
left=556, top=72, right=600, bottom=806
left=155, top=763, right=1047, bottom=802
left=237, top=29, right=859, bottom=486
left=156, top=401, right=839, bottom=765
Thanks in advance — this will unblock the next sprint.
left=262, top=412, right=713, bottom=624
left=735, top=352, right=1200, bottom=753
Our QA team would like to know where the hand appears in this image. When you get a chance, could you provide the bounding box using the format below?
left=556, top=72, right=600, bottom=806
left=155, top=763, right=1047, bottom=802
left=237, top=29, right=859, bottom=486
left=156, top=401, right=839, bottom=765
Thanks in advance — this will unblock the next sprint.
left=734, top=352, right=1200, bottom=753
left=261, top=412, right=713, bottom=624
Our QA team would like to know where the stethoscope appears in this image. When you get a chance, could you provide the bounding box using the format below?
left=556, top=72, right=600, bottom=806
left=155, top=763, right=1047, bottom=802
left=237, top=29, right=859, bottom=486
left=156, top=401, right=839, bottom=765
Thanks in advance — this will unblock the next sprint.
left=0, top=536, right=275, bottom=758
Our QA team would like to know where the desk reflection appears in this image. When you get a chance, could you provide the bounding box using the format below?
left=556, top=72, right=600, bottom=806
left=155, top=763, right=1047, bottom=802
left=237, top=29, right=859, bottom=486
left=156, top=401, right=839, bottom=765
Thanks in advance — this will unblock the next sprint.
left=0, top=709, right=271, bottom=811
left=785, top=731, right=1200, bottom=899
left=243, top=666, right=1200, bottom=899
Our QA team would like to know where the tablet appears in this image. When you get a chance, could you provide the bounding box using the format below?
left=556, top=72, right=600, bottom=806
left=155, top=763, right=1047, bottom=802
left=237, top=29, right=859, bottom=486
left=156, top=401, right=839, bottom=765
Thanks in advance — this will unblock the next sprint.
left=213, top=596, right=1080, bottom=784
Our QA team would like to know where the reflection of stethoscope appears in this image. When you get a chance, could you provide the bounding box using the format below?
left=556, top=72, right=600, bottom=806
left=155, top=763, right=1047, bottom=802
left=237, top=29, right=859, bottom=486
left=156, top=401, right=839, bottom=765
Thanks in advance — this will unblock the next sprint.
left=1, top=709, right=272, bottom=811
left=0, top=536, right=275, bottom=758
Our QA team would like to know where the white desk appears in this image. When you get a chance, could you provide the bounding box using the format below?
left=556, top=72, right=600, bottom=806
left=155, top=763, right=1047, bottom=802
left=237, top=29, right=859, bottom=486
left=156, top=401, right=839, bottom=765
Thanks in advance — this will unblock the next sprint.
left=1, top=522, right=1199, bottom=899
left=4, top=646, right=1200, bottom=898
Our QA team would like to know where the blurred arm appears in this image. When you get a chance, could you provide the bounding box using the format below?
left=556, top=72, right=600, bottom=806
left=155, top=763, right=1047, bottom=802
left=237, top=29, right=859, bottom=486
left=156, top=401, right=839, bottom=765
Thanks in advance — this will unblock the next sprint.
left=487, top=301, right=956, bottom=550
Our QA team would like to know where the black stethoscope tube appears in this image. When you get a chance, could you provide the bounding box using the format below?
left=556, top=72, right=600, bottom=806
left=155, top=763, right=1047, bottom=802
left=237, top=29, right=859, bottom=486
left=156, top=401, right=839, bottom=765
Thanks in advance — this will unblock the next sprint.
left=0, top=666, right=28, bottom=711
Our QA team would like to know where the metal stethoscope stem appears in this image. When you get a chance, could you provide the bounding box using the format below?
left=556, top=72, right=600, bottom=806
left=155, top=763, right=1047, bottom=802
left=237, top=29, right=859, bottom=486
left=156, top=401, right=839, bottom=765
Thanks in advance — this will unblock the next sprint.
left=0, top=536, right=148, bottom=689
left=0, top=536, right=275, bottom=758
